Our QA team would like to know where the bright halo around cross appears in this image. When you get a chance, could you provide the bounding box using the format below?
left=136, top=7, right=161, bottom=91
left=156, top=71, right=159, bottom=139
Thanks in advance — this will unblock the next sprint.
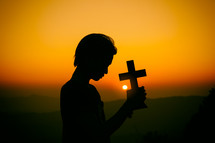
left=122, top=85, right=128, bottom=90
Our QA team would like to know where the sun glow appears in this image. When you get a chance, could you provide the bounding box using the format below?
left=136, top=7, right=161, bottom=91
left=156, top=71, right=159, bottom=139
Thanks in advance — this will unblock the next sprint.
left=122, top=85, right=128, bottom=90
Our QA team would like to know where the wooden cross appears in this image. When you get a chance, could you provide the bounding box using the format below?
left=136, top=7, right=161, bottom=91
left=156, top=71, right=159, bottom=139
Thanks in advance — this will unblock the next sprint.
left=119, top=60, right=146, bottom=91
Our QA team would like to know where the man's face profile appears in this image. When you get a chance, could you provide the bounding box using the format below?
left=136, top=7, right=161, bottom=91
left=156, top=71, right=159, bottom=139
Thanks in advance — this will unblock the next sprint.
left=88, top=55, right=113, bottom=81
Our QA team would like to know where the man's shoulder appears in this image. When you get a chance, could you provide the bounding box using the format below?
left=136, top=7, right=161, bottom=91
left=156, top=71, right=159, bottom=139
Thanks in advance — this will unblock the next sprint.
left=61, top=80, right=83, bottom=94
left=61, top=80, right=76, bottom=90
left=60, top=80, right=89, bottom=105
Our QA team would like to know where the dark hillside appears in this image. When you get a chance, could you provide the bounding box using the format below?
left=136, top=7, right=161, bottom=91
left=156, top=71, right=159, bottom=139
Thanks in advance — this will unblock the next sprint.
left=0, top=95, right=205, bottom=143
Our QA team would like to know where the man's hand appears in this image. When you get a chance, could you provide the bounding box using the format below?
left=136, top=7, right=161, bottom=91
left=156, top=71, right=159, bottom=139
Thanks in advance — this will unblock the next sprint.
left=126, top=86, right=147, bottom=110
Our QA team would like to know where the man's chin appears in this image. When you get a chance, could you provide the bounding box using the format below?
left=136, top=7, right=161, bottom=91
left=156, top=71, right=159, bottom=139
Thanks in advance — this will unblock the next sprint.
left=92, top=76, right=103, bottom=81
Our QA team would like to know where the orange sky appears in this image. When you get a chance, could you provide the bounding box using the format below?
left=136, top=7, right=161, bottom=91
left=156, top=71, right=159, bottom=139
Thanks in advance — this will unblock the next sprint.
left=0, top=0, right=214, bottom=100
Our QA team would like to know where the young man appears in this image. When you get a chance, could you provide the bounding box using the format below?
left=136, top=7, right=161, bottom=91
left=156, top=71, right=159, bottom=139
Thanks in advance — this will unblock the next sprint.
left=60, top=33, right=147, bottom=143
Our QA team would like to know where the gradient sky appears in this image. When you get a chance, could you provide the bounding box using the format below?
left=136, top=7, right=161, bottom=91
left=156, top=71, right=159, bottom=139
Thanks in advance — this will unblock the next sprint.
left=0, top=0, right=214, bottom=100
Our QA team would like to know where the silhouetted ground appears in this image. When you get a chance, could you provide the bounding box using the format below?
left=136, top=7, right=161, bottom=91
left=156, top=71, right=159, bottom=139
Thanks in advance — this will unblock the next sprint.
left=1, top=111, right=62, bottom=143
left=0, top=94, right=210, bottom=143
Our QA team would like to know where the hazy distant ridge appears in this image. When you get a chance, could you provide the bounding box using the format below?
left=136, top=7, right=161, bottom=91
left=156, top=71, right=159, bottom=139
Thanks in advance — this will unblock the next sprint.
left=0, top=95, right=204, bottom=113
left=0, top=95, right=205, bottom=143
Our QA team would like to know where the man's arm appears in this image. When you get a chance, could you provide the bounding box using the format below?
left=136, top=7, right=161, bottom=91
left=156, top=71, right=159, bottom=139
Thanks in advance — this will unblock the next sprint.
left=77, top=88, right=146, bottom=143
left=77, top=101, right=131, bottom=143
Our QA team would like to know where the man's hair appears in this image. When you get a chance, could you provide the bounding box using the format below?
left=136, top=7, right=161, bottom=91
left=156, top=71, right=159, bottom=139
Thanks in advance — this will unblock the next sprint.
left=74, top=33, right=117, bottom=67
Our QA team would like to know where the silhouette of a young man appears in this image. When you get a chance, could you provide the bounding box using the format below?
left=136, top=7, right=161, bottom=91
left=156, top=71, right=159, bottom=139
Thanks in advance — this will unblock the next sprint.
left=60, top=33, right=146, bottom=143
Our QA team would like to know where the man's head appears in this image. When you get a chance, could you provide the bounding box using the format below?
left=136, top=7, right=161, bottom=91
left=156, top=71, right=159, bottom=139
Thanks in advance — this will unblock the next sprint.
left=74, top=33, right=117, bottom=81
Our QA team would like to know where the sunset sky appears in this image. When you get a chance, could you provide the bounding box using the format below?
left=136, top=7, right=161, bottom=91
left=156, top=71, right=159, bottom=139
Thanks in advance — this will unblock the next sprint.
left=0, top=0, right=214, bottom=100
